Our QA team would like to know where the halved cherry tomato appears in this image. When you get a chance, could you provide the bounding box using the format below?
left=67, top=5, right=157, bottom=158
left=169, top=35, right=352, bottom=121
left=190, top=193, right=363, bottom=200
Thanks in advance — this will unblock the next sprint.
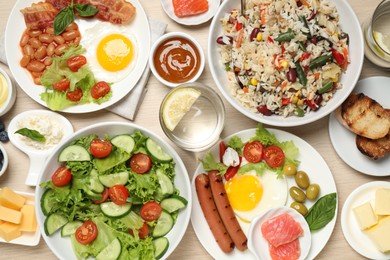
left=67, top=55, right=87, bottom=72
left=129, top=222, right=149, bottom=239
left=75, top=220, right=98, bottom=244
left=224, top=156, right=242, bottom=181
left=91, top=81, right=110, bottom=99
left=90, top=139, right=112, bottom=158
left=52, top=78, right=70, bottom=91
left=91, top=188, right=109, bottom=204
left=130, top=153, right=152, bottom=174
left=52, top=166, right=72, bottom=187
left=66, top=88, right=83, bottom=102
left=108, top=185, right=129, bottom=205
left=140, top=202, right=162, bottom=222
left=264, top=145, right=285, bottom=168
left=219, top=141, right=227, bottom=163
left=243, top=141, right=264, bottom=163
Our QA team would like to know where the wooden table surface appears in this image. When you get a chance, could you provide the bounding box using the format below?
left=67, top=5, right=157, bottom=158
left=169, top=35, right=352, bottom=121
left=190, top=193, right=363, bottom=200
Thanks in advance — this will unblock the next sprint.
left=0, top=0, right=389, bottom=259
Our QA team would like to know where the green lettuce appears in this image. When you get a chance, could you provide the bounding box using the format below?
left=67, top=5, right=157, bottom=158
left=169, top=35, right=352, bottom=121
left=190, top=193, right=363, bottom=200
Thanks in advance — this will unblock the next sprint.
left=199, top=152, right=228, bottom=175
left=250, top=123, right=280, bottom=146
left=227, top=136, right=244, bottom=155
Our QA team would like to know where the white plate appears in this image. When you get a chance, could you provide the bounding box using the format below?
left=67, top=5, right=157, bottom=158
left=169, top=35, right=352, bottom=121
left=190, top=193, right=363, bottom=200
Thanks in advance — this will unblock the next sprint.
left=0, top=190, right=41, bottom=246
left=160, top=0, right=220, bottom=26
left=329, top=76, right=390, bottom=176
left=191, top=128, right=338, bottom=259
left=35, top=122, right=192, bottom=260
left=341, top=181, right=390, bottom=259
left=5, top=0, right=150, bottom=113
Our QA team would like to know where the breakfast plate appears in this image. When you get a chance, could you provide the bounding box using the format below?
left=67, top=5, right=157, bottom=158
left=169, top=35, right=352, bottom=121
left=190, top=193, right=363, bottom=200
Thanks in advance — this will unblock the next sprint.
left=5, top=0, right=150, bottom=113
left=341, top=181, right=390, bottom=259
left=191, top=128, right=338, bottom=259
left=328, top=76, right=390, bottom=176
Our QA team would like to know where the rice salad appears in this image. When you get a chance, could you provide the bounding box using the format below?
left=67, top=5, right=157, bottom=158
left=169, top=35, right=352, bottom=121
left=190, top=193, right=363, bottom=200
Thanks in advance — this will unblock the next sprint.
left=216, top=0, right=349, bottom=117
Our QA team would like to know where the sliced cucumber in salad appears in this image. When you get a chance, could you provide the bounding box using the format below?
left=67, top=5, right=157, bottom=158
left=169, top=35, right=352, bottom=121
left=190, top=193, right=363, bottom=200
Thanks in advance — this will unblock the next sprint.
left=61, top=220, right=83, bottom=237
left=90, top=169, right=104, bottom=193
left=146, top=138, right=172, bottom=162
left=152, top=210, right=174, bottom=238
left=100, top=202, right=132, bottom=219
left=44, top=213, right=68, bottom=236
left=41, top=189, right=55, bottom=216
left=160, top=195, right=188, bottom=213
left=156, top=169, right=174, bottom=196
left=58, top=145, right=90, bottom=162
left=153, top=237, right=169, bottom=260
left=99, top=171, right=129, bottom=187
left=111, top=135, right=135, bottom=154
left=96, top=238, right=122, bottom=260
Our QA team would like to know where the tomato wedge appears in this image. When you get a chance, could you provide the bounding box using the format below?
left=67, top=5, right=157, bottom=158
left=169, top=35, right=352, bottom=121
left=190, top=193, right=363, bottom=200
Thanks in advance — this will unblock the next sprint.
left=129, top=222, right=149, bottom=239
left=91, top=81, right=110, bottom=99
left=75, top=220, right=98, bottom=244
left=53, top=78, right=70, bottom=91
left=91, top=188, right=109, bottom=204
left=67, top=55, right=87, bottom=72
left=66, top=88, right=83, bottom=102
left=52, top=166, right=72, bottom=187
left=90, top=138, right=112, bottom=158
left=224, top=156, right=242, bottom=181
left=130, top=153, right=152, bottom=174
left=263, top=145, right=285, bottom=168
left=219, top=141, right=227, bottom=163
left=243, top=141, right=264, bottom=163
left=140, top=202, right=162, bottom=222
left=108, top=185, right=129, bottom=205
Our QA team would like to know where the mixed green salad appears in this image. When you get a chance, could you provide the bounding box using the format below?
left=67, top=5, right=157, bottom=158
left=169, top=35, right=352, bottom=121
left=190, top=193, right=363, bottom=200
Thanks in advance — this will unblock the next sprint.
left=40, top=130, right=187, bottom=259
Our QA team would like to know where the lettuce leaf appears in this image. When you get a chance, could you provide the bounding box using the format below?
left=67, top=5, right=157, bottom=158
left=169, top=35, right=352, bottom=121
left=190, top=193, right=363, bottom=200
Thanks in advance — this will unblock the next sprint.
left=237, top=162, right=267, bottom=175
left=280, top=140, right=300, bottom=165
left=227, top=136, right=244, bottom=155
left=199, top=152, right=228, bottom=175
left=250, top=123, right=280, bottom=146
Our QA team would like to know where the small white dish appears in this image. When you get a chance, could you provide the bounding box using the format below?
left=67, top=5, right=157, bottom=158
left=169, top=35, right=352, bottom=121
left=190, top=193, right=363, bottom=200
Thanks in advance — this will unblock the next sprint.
left=0, top=143, right=9, bottom=177
left=8, top=110, right=74, bottom=186
left=0, top=67, right=16, bottom=117
left=341, top=181, right=390, bottom=259
left=248, top=206, right=311, bottom=260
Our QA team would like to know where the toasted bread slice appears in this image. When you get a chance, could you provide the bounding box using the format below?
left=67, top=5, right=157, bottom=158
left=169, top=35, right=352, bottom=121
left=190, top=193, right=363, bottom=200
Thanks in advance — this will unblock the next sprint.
left=356, top=133, right=390, bottom=160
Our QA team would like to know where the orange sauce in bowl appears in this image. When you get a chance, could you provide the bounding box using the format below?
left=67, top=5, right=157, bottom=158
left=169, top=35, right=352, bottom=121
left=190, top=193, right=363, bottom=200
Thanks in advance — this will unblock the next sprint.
left=153, top=37, right=201, bottom=83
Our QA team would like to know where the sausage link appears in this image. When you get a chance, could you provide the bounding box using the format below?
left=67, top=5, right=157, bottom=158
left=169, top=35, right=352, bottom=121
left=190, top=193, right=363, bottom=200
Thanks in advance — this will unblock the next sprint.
left=208, top=170, right=248, bottom=251
left=195, top=174, right=234, bottom=254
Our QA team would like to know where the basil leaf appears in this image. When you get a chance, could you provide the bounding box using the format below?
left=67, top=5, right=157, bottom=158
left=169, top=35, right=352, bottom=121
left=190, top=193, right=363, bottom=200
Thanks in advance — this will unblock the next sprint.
left=54, top=6, right=75, bottom=35
left=74, top=4, right=98, bottom=17
left=15, top=128, right=46, bottom=142
left=305, top=192, right=337, bottom=231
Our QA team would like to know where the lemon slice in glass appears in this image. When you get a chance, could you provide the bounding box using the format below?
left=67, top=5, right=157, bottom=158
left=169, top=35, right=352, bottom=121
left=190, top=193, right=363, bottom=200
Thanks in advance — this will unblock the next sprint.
left=161, top=87, right=201, bottom=131
left=373, top=31, right=390, bottom=54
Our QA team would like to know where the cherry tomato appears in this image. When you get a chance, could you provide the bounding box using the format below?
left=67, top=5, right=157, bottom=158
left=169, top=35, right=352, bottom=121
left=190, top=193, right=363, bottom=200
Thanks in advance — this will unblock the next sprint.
left=224, top=156, right=242, bottom=181
left=263, top=145, right=285, bottom=168
left=140, top=202, right=162, bottom=222
left=129, top=222, right=149, bottom=239
left=52, top=166, right=72, bottom=187
left=219, top=141, right=227, bottom=163
left=75, top=220, right=98, bottom=244
left=91, top=188, right=109, bottom=204
left=90, top=139, right=112, bottom=158
left=91, top=81, right=110, bottom=99
left=66, top=88, right=83, bottom=102
left=52, top=78, right=70, bottom=91
left=67, top=55, right=87, bottom=72
left=108, top=185, right=129, bottom=205
left=130, top=153, right=152, bottom=174
left=243, top=141, right=264, bottom=163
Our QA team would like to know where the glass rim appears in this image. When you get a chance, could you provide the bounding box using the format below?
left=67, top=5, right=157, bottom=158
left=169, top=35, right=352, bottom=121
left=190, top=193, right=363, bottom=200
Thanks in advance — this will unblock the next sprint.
left=370, top=0, right=390, bottom=56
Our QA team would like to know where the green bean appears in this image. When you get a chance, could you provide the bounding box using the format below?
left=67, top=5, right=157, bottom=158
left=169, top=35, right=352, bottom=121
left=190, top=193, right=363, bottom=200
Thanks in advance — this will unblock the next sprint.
left=308, top=55, right=331, bottom=70
left=298, top=41, right=306, bottom=51
left=275, top=28, right=295, bottom=42
left=299, top=16, right=311, bottom=37
left=294, top=61, right=307, bottom=87
left=294, top=107, right=305, bottom=117
left=317, top=80, right=333, bottom=94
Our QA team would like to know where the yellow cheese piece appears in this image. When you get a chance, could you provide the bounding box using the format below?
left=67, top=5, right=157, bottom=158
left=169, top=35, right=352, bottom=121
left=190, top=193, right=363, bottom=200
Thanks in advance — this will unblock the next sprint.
left=0, top=222, right=21, bottom=242
left=20, top=205, right=37, bottom=232
left=0, top=187, right=26, bottom=210
left=0, top=206, right=22, bottom=224
left=375, top=188, right=390, bottom=215
left=367, top=216, right=390, bottom=253
left=353, top=202, right=378, bottom=230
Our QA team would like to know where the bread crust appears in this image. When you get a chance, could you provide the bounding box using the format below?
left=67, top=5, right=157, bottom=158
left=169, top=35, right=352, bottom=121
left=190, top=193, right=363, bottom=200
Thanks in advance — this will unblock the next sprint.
left=356, top=134, right=390, bottom=160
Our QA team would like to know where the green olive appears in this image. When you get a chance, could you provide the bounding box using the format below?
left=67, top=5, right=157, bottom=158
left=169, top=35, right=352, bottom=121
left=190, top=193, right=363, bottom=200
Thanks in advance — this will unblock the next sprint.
left=289, top=186, right=306, bottom=202
left=290, top=202, right=308, bottom=216
left=295, top=171, right=310, bottom=189
left=306, top=183, right=321, bottom=200
left=283, top=164, right=297, bottom=176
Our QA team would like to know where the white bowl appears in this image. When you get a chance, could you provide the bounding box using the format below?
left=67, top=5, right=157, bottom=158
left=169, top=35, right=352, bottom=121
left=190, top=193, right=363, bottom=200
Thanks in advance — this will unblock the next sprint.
left=208, top=0, right=364, bottom=127
left=0, top=67, right=16, bottom=117
left=0, top=143, right=9, bottom=177
left=149, top=32, right=205, bottom=88
left=35, top=122, right=192, bottom=260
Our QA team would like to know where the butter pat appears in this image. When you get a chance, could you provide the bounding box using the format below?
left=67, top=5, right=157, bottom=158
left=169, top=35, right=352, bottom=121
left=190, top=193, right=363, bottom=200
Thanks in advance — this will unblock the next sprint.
left=19, top=205, right=37, bottom=232
left=0, top=222, right=21, bottom=241
left=353, top=202, right=378, bottom=230
left=0, top=206, right=22, bottom=224
left=367, top=216, right=390, bottom=253
left=0, top=187, right=26, bottom=210
left=375, top=188, right=390, bottom=215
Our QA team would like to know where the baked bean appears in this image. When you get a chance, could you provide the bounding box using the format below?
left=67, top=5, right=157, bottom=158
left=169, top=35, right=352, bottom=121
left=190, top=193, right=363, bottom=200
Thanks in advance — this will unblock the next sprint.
left=29, top=37, right=41, bottom=49
left=20, top=55, right=31, bottom=67
left=74, top=36, right=81, bottom=46
left=28, top=30, right=41, bottom=37
left=62, top=30, right=79, bottom=41
left=34, top=45, right=47, bottom=59
left=27, top=60, right=45, bottom=72
left=20, top=34, right=30, bottom=47
left=47, top=43, right=55, bottom=56
left=33, top=77, right=41, bottom=85
left=46, top=27, right=54, bottom=35
left=54, top=36, right=65, bottom=45
left=31, top=71, right=43, bottom=78
left=55, top=44, right=68, bottom=55
left=23, top=44, right=34, bottom=57
left=44, top=57, right=52, bottom=66
left=39, top=34, right=53, bottom=43
left=65, top=23, right=78, bottom=31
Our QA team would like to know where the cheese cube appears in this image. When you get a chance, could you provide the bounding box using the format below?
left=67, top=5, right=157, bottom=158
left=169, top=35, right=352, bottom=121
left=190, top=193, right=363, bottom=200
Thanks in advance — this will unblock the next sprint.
left=0, top=222, right=21, bottom=241
left=367, top=216, right=390, bottom=253
left=0, top=187, right=26, bottom=210
left=353, top=202, right=378, bottom=230
left=375, top=188, right=390, bottom=215
left=20, top=205, right=37, bottom=232
left=0, top=206, right=22, bottom=224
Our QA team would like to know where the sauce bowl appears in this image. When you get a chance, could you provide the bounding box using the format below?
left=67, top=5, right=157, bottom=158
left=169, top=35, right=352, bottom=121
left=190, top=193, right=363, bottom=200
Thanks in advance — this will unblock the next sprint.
left=0, top=67, right=16, bottom=117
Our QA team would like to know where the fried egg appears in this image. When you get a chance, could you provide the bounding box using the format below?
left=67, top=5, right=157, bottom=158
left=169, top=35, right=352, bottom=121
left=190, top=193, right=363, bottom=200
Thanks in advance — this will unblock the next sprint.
left=81, top=23, right=138, bottom=83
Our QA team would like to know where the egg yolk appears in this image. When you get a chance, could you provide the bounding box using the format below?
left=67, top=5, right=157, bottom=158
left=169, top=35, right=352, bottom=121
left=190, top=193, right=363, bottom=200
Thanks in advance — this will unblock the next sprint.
left=225, top=175, right=263, bottom=211
left=97, top=34, right=134, bottom=72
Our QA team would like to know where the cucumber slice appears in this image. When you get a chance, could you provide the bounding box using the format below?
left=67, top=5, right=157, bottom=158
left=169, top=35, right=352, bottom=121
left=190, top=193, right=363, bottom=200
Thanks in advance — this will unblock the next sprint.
left=41, top=189, right=55, bottom=216
left=58, top=145, right=91, bottom=162
left=156, top=169, right=174, bottom=196
left=111, top=135, right=135, bottom=154
left=90, top=169, right=104, bottom=193
left=160, top=195, right=188, bottom=213
left=44, top=213, right=68, bottom=236
left=152, top=210, right=173, bottom=238
left=85, top=189, right=103, bottom=200
left=61, top=220, right=83, bottom=237
left=96, top=238, right=122, bottom=260
left=99, top=171, right=129, bottom=187
left=100, top=202, right=132, bottom=219
left=146, top=138, right=172, bottom=162
left=153, top=237, right=169, bottom=260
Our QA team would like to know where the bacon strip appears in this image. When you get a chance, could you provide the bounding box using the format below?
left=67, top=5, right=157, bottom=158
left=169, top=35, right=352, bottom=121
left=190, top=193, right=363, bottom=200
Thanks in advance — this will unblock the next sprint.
left=20, top=2, right=59, bottom=30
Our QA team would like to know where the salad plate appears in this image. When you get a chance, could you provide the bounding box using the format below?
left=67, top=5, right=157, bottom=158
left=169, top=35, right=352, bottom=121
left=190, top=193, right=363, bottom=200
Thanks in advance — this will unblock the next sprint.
left=5, top=0, right=150, bottom=113
left=191, top=128, right=337, bottom=259
left=329, top=76, right=390, bottom=176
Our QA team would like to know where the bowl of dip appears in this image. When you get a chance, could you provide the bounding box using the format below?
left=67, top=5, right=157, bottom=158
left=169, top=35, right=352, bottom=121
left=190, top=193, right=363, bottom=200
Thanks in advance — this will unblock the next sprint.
left=0, top=67, right=16, bottom=117
left=149, top=32, right=205, bottom=88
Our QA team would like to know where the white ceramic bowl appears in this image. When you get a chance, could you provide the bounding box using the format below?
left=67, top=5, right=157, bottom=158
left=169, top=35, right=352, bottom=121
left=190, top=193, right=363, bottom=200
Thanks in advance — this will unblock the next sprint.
left=0, top=143, right=9, bottom=177
left=208, top=0, right=364, bottom=127
left=0, top=67, right=16, bottom=117
left=35, top=122, right=192, bottom=260
left=149, top=32, right=205, bottom=88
